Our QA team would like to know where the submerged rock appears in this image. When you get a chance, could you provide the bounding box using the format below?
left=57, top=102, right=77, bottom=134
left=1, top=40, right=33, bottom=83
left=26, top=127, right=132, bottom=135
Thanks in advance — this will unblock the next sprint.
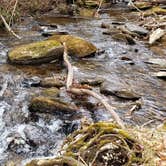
left=41, top=87, right=60, bottom=98
left=79, top=77, right=104, bottom=86
left=100, top=81, right=140, bottom=100
left=145, top=58, right=166, bottom=68
left=25, top=122, right=143, bottom=166
left=29, top=96, right=77, bottom=114
left=49, top=34, right=97, bottom=58
left=8, top=40, right=64, bottom=65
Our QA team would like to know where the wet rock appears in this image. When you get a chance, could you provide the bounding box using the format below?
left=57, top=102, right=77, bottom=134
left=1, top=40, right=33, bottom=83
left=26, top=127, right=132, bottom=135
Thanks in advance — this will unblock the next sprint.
left=6, top=133, right=31, bottom=155
left=8, top=40, right=64, bottom=65
left=143, top=6, right=166, bottom=16
left=149, top=28, right=165, bottom=45
left=48, top=35, right=97, bottom=58
left=41, top=30, right=69, bottom=37
left=103, top=28, right=135, bottom=45
left=41, top=87, right=60, bottom=98
left=125, top=23, right=149, bottom=36
left=101, top=22, right=110, bottom=29
left=100, top=81, right=140, bottom=100
left=145, top=58, right=166, bottom=68
left=29, top=96, right=78, bottom=114
left=128, top=1, right=152, bottom=10
left=40, top=76, right=65, bottom=88
left=112, top=33, right=136, bottom=45
left=153, top=71, right=166, bottom=79
left=79, top=77, right=104, bottom=86
left=22, top=76, right=41, bottom=88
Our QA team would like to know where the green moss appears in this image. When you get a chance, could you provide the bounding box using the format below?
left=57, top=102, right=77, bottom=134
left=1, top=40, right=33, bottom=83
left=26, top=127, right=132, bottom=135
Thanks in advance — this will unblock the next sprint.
left=48, top=35, right=97, bottom=58
left=9, top=40, right=61, bottom=61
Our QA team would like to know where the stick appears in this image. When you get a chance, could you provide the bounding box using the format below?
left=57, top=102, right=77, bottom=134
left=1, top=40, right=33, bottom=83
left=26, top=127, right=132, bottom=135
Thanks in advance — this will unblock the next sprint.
left=0, top=14, right=21, bottom=39
left=94, top=0, right=103, bottom=18
left=69, top=88, right=125, bottom=129
left=9, top=0, right=18, bottom=26
left=62, top=42, right=125, bottom=129
left=63, top=42, right=74, bottom=89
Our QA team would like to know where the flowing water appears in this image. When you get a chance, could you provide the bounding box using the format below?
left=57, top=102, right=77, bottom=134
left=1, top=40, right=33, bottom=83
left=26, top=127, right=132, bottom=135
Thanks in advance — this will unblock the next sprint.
left=0, top=5, right=166, bottom=165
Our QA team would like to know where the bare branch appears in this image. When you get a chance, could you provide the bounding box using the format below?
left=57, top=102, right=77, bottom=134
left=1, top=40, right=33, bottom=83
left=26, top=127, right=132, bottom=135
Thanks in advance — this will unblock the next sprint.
left=0, top=14, right=21, bottom=39
left=62, top=42, right=125, bottom=129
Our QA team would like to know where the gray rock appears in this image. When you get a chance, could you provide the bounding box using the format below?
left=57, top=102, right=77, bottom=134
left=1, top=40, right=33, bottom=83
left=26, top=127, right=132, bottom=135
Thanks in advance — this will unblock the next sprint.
left=125, top=23, right=149, bottom=36
left=145, top=58, right=166, bottom=68
left=100, top=81, right=140, bottom=100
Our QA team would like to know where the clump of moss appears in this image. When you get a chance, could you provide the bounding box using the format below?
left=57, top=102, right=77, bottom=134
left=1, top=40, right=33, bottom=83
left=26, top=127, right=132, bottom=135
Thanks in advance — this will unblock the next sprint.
left=62, top=122, right=143, bottom=166
left=23, top=122, right=166, bottom=166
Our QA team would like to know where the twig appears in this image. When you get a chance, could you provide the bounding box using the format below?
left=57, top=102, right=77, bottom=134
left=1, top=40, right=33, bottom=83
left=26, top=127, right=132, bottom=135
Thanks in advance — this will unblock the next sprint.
left=63, top=42, right=73, bottom=89
left=9, top=0, right=18, bottom=26
left=128, top=0, right=142, bottom=13
left=94, top=0, right=103, bottom=18
left=62, top=42, right=125, bottom=129
left=0, top=14, right=21, bottom=39
left=69, top=88, right=125, bottom=129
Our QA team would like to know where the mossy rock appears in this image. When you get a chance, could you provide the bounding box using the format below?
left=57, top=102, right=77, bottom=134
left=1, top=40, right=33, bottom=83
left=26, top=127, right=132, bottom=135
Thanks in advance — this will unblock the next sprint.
left=48, top=35, right=97, bottom=58
left=8, top=40, right=64, bottom=65
left=29, top=96, right=77, bottom=114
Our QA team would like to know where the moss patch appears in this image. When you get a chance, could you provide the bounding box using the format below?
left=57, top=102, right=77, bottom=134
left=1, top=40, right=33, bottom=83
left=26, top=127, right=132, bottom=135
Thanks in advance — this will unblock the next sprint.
left=49, top=35, right=97, bottom=58
left=8, top=40, right=63, bottom=64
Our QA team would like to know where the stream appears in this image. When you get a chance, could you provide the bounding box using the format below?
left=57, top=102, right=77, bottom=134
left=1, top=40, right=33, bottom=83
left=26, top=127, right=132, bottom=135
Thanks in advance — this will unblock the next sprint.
left=0, top=4, right=166, bottom=165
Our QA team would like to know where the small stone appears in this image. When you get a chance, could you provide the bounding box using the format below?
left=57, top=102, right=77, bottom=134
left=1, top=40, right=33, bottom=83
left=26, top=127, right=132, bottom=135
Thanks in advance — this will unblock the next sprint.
left=40, top=76, right=65, bottom=88
left=41, top=87, right=60, bottom=98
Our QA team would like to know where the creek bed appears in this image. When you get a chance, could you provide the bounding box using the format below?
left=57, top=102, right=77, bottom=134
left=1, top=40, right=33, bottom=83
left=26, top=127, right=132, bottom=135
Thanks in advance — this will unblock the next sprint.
left=0, top=5, right=166, bottom=165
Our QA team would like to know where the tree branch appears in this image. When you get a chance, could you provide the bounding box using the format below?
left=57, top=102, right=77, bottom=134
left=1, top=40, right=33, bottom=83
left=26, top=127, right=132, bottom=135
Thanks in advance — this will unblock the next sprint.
left=62, top=42, right=125, bottom=129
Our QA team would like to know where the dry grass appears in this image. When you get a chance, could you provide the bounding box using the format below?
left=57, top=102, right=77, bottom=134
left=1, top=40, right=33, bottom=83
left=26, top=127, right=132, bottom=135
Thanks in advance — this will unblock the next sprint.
left=0, top=0, right=65, bottom=27
left=128, top=123, right=166, bottom=166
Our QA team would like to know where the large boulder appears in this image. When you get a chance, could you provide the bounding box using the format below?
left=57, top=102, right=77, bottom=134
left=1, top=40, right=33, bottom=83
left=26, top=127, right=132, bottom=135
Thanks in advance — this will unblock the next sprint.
left=49, top=35, right=97, bottom=58
left=8, top=40, right=64, bottom=65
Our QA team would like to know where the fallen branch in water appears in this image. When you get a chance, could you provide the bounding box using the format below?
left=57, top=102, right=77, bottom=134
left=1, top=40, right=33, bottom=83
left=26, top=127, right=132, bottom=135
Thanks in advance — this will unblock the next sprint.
left=0, top=14, right=21, bottom=39
left=63, top=42, right=73, bottom=89
left=63, top=42, right=125, bottom=129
